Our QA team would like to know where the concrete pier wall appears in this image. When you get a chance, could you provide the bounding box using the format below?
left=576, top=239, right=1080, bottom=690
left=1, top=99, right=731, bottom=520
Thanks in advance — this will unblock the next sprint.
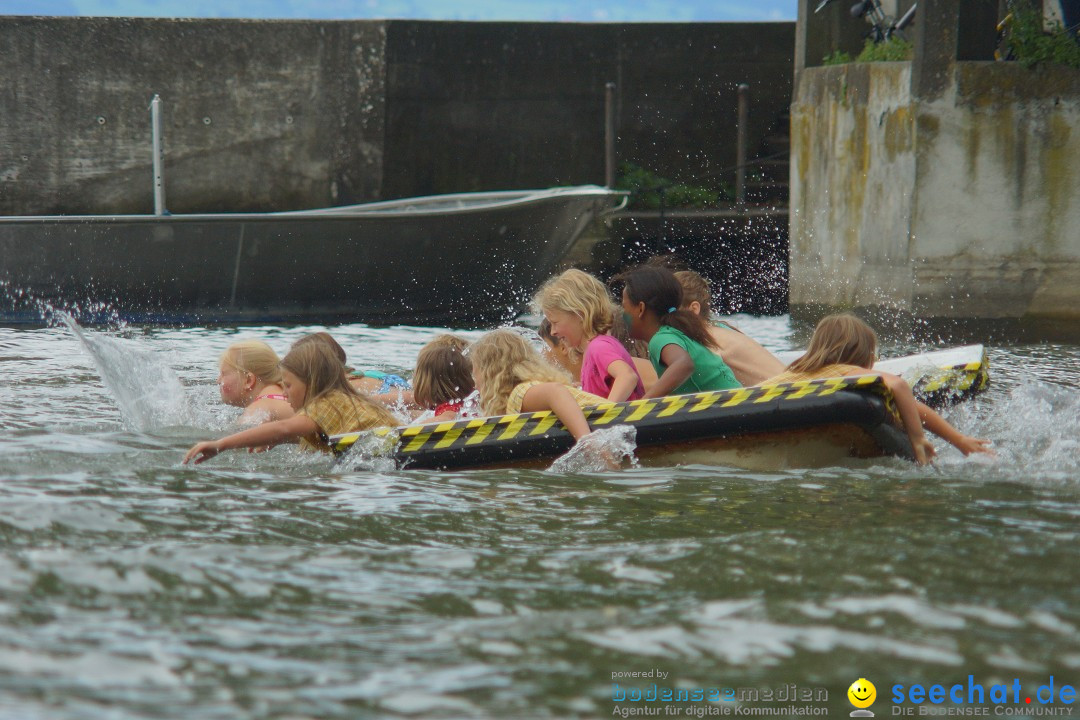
left=0, top=17, right=794, bottom=215
left=790, top=63, right=917, bottom=312
left=790, top=61, right=1080, bottom=323
left=911, top=64, right=1080, bottom=321
left=0, top=17, right=387, bottom=214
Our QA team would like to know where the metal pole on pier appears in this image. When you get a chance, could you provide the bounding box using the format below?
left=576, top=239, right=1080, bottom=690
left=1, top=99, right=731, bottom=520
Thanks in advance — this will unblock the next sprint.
left=604, top=82, right=617, bottom=188
left=150, top=94, right=167, bottom=216
left=735, top=83, right=749, bottom=204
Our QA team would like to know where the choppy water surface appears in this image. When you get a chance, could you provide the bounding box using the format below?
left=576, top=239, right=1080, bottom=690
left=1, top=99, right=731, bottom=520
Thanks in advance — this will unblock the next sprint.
left=1, top=317, right=1079, bottom=719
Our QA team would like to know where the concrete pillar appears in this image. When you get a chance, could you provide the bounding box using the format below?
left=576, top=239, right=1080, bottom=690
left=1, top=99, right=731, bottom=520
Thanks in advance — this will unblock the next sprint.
left=794, top=0, right=816, bottom=77
left=794, top=0, right=866, bottom=78
left=910, top=0, right=959, bottom=100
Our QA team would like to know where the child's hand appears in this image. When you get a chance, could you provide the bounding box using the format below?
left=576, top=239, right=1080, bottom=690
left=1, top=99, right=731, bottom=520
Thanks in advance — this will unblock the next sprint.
left=577, top=431, right=622, bottom=471
left=954, top=435, right=995, bottom=457
left=912, top=436, right=937, bottom=466
left=183, top=441, right=221, bottom=465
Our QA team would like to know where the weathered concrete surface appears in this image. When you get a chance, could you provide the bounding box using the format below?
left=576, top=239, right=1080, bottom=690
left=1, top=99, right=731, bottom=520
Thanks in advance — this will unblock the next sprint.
left=0, top=17, right=793, bottom=215
left=382, top=21, right=793, bottom=198
left=0, top=17, right=386, bottom=214
left=912, top=63, right=1080, bottom=321
left=790, top=61, right=1080, bottom=323
left=790, top=63, right=916, bottom=311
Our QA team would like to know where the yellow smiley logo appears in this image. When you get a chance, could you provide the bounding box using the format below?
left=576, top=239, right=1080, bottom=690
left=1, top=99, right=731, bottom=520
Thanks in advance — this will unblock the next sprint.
left=847, top=678, right=877, bottom=709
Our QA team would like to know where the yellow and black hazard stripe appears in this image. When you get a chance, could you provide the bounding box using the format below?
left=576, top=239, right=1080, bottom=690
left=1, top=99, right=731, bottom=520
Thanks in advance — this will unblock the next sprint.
left=912, top=349, right=990, bottom=408
left=331, top=374, right=914, bottom=471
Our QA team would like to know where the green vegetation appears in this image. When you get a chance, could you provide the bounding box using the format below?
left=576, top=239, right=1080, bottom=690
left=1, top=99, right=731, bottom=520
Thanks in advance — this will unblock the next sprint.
left=1004, top=0, right=1080, bottom=69
left=822, top=0, right=1080, bottom=70
left=616, top=162, right=732, bottom=210
left=856, top=36, right=913, bottom=62
left=822, top=49, right=853, bottom=66
left=822, top=36, right=912, bottom=65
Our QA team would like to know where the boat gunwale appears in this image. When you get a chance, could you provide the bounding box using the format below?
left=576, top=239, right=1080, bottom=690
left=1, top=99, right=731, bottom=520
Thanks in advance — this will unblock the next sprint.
left=0, top=186, right=625, bottom=225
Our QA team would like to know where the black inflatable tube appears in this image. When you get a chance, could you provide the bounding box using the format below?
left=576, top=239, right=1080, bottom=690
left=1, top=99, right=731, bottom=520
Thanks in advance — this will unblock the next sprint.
left=335, top=379, right=915, bottom=471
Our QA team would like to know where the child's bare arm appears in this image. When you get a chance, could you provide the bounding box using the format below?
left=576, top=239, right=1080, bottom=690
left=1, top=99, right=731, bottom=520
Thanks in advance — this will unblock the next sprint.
left=430, top=409, right=458, bottom=422
left=872, top=371, right=936, bottom=465
left=917, top=401, right=994, bottom=456
left=644, top=344, right=695, bottom=398
left=519, top=383, right=592, bottom=440
left=371, top=389, right=416, bottom=409
left=184, top=414, right=319, bottom=464
left=239, top=397, right=293, bottom=424
left=605, top=359, right=640, bottom=402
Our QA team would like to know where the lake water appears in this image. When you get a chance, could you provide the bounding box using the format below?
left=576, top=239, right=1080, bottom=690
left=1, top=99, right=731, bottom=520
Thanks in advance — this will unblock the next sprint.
left=1, top=316, right=1079, bottom=719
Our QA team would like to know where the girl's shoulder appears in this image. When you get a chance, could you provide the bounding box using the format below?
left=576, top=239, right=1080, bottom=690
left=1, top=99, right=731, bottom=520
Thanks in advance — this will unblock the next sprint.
left=584, top=333, right=626, bottom=356
left=507, top=380, right=605, bottom=414
left=765, top=363, right=871, bottom=384
left=819, top=363, right=873, bottom=378
left=300, top=389, right=345, bottom=413
left=252, top=392, right=288, bottom=403
left=506, top=381, right=542, bottom=414
left=648, top=325, right=693, bottom=349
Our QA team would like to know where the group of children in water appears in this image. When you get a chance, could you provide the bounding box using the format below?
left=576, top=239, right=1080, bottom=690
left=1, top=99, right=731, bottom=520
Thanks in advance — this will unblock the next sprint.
left=183, top=261, right=992, bottom=466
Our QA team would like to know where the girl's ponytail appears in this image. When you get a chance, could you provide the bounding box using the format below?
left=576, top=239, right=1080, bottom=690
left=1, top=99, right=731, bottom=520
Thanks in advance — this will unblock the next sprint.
left=616, top=265, right=718, bottom=350
left=661, top=308, right=718, bottom=350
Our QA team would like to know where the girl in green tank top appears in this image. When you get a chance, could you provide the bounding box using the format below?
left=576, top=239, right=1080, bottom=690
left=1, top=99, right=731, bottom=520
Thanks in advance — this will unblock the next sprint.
left=614, top=265, right=741, bottom=398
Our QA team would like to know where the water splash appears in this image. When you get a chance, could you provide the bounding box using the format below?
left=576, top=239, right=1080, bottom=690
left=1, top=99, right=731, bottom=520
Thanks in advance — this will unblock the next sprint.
left=946, top=379, right=1080, bottom=481
left=491, top=323, right=552, bottom=357
left=458, top=389, right=483, bottom=418
left=59, top=313, right=190, bottom=432
left=377, top=387, right=416, bottom=425
left=549, top=425, right=638, bottom=473
left=338, top=429, right=400, bottom=473
left=0, top=278, right=126, bottom=327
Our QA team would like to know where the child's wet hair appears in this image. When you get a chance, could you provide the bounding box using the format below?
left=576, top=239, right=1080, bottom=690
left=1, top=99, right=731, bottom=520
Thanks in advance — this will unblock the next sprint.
left=412, top=334, right=474, bottom=410
left=533, top=268, right=614, bottom=339
left=279, top=341, right=397, bottom=425
left=644, top=254, right=690, bottom=272
left=613, top=265, right=718, bottom=350
left=674, top=270, right=714, bottom=322
left=221, top=340, right=283, bottom=385
left=469, top=329, right=572, bottom=415
left=537, top=317, right=558, bottom=345
left=291, top=332, right=348, bottom=364
left=787, top=313, right=878, bottom=374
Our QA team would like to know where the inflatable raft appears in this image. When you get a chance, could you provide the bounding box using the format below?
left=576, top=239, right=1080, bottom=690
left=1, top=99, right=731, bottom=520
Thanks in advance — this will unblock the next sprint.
left=776, top=344, right=990, bottom=409
left=331, top=344, right=989, bottom=471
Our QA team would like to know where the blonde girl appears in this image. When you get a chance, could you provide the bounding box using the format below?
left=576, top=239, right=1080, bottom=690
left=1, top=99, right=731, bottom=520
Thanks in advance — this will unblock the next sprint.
left=218, top=340, right=294, bottom=424
left=411, top=334, right=475, bottom=422
left=765, top=313, right=993, bottom=465
left=469, top=329, right=605, bottom=441
left=674, top=270, right=785, bottom=386
left=184, top=341, right=398, bottom=464
left=534, top=268, right=645, bottom=402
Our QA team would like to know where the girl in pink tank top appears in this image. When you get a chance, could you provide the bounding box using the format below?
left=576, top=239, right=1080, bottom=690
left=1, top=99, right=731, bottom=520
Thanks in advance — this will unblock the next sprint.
left=533, top=269, right=645, bottom=402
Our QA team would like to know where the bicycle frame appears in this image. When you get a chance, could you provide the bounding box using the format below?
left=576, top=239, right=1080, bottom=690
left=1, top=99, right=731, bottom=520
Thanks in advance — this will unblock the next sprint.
left=815, top=0, right=917, bottom=43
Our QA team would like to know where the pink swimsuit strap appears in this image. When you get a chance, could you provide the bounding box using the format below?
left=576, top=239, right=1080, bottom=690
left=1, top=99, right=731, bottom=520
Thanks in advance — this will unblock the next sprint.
left=254, top=393, right=288, bottom=402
